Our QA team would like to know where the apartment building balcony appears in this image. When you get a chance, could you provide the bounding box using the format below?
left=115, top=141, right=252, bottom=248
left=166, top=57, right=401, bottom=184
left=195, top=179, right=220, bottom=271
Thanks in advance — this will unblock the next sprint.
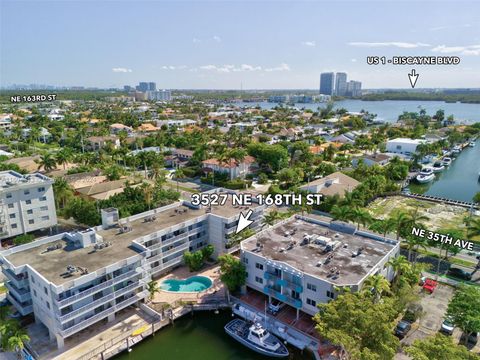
left=2, top=268, right=29, bottom=288
left=5, top=281, right=31, bottom=302
left=60, top=291, right=146, bottom=338
left=263, top=285, right=302, bottom=309
left=57, top=280, right=144, bottom=324
left=56, top=269, right=138, bottom=309
left=263, top=272, right=303, bottom=293
left=148, top=228, right=203, bottom=251
left=7, top=293, right=33, bottom=315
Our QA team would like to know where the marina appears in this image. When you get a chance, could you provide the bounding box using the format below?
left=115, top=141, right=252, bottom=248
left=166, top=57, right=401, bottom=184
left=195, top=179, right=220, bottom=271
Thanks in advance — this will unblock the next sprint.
left=407, top=139, right=480, bottom=202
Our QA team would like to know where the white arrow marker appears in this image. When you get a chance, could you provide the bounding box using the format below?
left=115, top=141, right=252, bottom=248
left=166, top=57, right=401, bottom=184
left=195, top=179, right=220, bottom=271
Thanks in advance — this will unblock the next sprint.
left=236, top=209, right=254, bottom=234
left=408, top=69, right=419, bottom=88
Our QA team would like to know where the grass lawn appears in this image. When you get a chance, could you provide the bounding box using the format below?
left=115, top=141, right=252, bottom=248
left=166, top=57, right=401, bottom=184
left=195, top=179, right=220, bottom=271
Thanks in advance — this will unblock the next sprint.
left=368, top=195, right=471, bottom=236
left=0, top=284, right=6, bottom=294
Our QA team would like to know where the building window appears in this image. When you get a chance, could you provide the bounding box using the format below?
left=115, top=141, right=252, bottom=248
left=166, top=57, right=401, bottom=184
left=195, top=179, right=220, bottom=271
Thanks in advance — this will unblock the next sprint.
left=307, top=283, right=317, bottom=292
left=38, top=187, right=45, bottom=192
left=6, top=193, right=12, bottom=198
left=11, top=224, right=17, bottom=229
left=8, top=203, right=14, bottom=209
left=28, top=219, right=34, bottom=225
left=46, top=301, right=50, bottom=309
left=243, top=257, right=248, bottom=264
left=24, top=190, right=30, bottom=195
left=44, top=287, right=48, bottom=295
left=255, top=263, right=263, bottom=270
left=327, top=290, right=335, bottom=299
left=306, top=298, right=316, bottom=307
left=27, top=209, right=33, bottom=214
left=31, top=276, right=35, bottom=284
left=40, top=196, right=47, bottom=201
left=26, top=200, right=32, bottom=205
left=33, top=290, right=37, bottom=297
left=255, top=276, right=263, bottom=284
left=41, top=216, right=49, bottom=221
left=9, top=214, right=15, bottom=219
left=40, top=206, right=48, bottom=211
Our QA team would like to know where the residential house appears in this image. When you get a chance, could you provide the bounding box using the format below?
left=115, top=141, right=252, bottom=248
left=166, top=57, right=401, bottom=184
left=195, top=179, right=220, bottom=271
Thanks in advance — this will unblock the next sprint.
left=299, top=172, right=360, bottom=197
left=202, top=156, right=256, bottom=180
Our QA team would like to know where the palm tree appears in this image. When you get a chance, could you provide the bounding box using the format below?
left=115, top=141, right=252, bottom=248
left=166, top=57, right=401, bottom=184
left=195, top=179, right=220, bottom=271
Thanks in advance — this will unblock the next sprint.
left=173, top=168, right=185, bottom=191
left=36, top=153, right=57, bottom=173
left=263, top=210, right=281, bottom=227
left=330, top=205, right=353, bottom=223
left=387, top=255, right=410, bottom=290
left=6, top=326, right=30, bottom=358
left=53, top=177, right=73, bottom=209
left=369, top=218, right=396, bottom=240
left=351, top=208, right=372, bottom=230
left=55, top=148, right=72, bottom=170
left=404, top=234, right=427, bottom=263
left=467, top=217, right=480, bottom=238
left=391, top=212, right=410, bottom=240
left=362, top=274, right=390, bottom=303
left=141, top=182, right=154, bottom=210
left=147, top=280, right=159, bottom=302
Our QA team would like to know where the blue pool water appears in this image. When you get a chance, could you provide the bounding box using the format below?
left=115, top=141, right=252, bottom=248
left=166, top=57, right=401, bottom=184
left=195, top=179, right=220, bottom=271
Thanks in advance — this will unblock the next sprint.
left=160, top=276, right=213, bottom=292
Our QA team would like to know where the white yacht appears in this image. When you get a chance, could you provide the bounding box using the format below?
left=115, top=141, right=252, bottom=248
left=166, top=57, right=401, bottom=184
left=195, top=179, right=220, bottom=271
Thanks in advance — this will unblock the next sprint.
left=225, top=319, right=289, bottom=358
left=442, top=157, right=452, bottom=166
left=416, top=167, right=435, bottom=183
left=432, top=161, right=445, bottom=173
left=470, top=141, right=476, bottom=147
left=452, top=145, right=462, bottom=155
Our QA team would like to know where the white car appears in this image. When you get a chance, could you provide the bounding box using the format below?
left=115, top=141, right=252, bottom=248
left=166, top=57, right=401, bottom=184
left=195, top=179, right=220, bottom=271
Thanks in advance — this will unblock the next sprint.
left=440, top=317, right=455, bottom=335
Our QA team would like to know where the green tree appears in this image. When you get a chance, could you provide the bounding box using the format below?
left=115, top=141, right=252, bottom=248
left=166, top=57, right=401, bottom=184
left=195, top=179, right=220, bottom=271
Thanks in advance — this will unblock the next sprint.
left=362, top=274, right=390, bottom=303
left=263, top=210, right=282, bottom=227
left=405, top=333, right=480, bottom=360
left=446, top=285, right=480, bottom=345
left=65, top=198, right=101, bottom=226
left=314, top=291, right=399, bottom=360
left=201, top=244, right=214, bottom=260
left=146, top=280, right=159, bottom=302
left=218, top=254, right=246, bottom=292
left=183, top=251, right=204, bottom=271
left=53, top=177, right=74, bottom=209
left=36, top=153, right=57, bottom=172
left=6, top=326, right=30, bottom=358
left=13, top=234, right=35, bottom=246
left=330, top=205, right=353, bottom=222
left=55, top=148, right=72, bottom=170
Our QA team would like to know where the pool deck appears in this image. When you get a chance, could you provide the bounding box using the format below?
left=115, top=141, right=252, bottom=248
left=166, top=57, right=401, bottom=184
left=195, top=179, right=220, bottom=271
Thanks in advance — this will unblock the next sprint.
left=151, top=264, right=226, bottom=306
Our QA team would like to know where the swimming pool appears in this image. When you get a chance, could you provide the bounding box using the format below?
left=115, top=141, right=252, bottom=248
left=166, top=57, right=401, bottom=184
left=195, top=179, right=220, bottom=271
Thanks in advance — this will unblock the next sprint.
left=160, top=276, right=213, bottom=292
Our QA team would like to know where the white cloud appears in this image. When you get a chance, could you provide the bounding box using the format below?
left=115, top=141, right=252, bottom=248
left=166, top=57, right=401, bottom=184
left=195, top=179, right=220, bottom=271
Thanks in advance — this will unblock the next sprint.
left=112, top=67, right=132, bottom=73
left=351, top=58, right=358, bottom=62
left=265, top=63, right=290, bottom=72
left=213, top=35, right=221, bottom=43
left=348, top=41, right=431, bottom=48
left=161, top=65, right=188, bottom=70
left=301, top=41, right=316, bottom=47
left=192, top=38, right=201, bottom=43
left=432, top=44, right=480, bottom=56
left=198, top=64, right=262, bottom=73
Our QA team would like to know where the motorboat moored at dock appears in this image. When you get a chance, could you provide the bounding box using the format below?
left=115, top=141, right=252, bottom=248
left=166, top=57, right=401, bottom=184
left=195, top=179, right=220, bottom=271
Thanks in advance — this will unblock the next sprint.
left=432, top=162, right=445, bottom=173
left=442, top=157, right=452, bottom=166
left=225, top=319, right=289, bottom=358
left=416, top=167, right=435, bottom=183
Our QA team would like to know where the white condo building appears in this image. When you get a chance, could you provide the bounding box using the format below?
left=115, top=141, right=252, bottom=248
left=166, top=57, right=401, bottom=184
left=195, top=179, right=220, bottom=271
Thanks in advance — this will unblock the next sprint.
left=0, top=189, right=265, bottom=349
left=241, top=216, right=400, bottom=317
left=0, top=171, right=57, bottom=241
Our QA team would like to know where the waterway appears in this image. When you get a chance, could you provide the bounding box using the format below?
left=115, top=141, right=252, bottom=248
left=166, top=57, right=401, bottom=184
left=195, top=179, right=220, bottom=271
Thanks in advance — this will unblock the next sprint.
left=241, top=100, right=480, bottom=124
left=114, top=311, right=314, bottom=360
left=408, top=139, right=480, bottom=202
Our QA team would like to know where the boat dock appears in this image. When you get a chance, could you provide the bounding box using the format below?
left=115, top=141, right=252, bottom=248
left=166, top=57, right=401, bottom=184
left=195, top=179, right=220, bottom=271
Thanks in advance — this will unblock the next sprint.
left=401, top=192, right=479, bottom=210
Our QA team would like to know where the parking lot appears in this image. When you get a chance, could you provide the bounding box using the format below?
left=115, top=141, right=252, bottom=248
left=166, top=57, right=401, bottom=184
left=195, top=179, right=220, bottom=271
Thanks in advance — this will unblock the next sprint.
left=396, top=282, right=480, bottom=358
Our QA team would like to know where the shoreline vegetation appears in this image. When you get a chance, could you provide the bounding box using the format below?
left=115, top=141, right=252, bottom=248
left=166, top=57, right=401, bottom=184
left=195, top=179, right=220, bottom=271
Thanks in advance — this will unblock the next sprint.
left=2, top=90, right=480, bottom=104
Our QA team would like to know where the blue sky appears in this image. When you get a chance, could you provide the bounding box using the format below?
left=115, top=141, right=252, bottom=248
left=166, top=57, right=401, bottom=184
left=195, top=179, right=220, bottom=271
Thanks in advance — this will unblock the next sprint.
left=1, top=0, right=480, bottom=89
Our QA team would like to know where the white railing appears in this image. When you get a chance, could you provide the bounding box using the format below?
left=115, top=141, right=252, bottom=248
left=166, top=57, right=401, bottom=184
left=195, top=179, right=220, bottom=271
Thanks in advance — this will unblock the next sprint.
left=162, top=243, right=189, bottom=258
left=7, top=294, right=33, bottom=315
left=56, top=270, right=137, bottom=308
left=5, top=282, right=31, bottom=302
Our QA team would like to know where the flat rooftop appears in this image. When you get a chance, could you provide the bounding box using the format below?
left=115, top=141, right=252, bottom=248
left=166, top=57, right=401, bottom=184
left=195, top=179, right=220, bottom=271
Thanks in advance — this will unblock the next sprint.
left=5, top=192, right=258, bottom=285
left=0, top=171, right=52, bottom=190
left=242, top=216, right=397, bottom=286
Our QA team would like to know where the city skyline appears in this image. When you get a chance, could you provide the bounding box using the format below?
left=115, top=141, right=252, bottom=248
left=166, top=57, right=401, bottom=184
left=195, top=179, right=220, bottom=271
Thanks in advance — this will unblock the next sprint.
left=1, top=1, right=480, bottom=89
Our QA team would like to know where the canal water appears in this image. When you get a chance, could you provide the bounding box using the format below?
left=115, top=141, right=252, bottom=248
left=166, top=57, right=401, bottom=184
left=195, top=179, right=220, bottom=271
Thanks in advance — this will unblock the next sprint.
left=408, top=139, right=480, bottom=202
left=244, top=100, right=480, bottom=124
left=114, top=311, right=314, bottom=360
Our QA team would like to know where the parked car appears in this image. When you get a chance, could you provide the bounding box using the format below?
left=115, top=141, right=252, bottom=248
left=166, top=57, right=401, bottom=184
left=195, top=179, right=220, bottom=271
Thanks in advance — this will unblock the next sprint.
left=422, top=278, right=437, bottom=294
left=267, top=299, right=285, bottom=315
left=395, top=320, right=412, bottom=338
left=440, top=317, right=455, bottom=335
left=447, top=267, right=472, bottom=281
